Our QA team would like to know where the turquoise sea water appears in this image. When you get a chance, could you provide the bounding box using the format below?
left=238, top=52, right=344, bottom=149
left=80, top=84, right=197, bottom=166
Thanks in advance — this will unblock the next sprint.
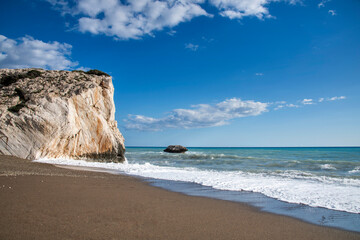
left=125, top=147, right=360, bottom=232
left=37, top=147, right=360, bottom=231
left=125, top=147, right=360, bottom=211
left=126, top=147, right=360, bottom=179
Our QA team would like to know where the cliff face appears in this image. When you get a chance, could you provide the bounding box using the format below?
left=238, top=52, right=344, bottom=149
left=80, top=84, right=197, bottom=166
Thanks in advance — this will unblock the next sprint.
left=0, top=69, right=125, bottom=162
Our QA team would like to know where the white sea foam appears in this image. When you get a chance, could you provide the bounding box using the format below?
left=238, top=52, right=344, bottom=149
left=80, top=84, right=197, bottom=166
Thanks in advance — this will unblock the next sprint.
left=320, top=164, right=337, bottom=170
left=35, top=158, right=360, bottom=214
left=349, top=167, right=360, bottom=174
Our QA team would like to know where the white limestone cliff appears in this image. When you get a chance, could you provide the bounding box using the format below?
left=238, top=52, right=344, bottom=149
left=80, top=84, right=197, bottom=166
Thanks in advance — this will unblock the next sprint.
left=0, top=68, right=125, bottom=162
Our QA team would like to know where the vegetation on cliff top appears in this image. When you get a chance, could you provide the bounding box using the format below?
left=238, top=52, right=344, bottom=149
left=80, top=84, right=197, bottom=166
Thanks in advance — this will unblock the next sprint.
left=1, top=69, right=109, bottom=89
left=71, top=69, right=110, bottom=77
left=2, top=69, right=110, bottom=114
left=85, top=69, right=110, bottom=77
left=0, top=70, right=42, bottom=87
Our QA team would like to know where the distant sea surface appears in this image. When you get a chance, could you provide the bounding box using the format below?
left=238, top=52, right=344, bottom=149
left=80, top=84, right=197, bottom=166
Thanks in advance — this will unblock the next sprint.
left=36, top=147, right=360, bottom=232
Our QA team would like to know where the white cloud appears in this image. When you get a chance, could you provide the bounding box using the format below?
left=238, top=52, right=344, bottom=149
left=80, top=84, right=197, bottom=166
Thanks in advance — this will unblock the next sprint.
left=328, top=9, right=336, bottom=16
left=318, top=96, right=346, bottom=102
left=255, top=73, right=264, bottom=76
left=125, top=98, right=268, bottom=131
left=210, top=0, right=270, bottom=20
left=287, top=103, right=299, bottom=108
left=209, top=0, right=300, bottom=20
left=274, top=103, right=299, bottom=110
left=288, top=96, right=346, bottom=107
left=301, top=96, right=346, bottom=105
left=77, top=0, right=210, bottom=40
left=125, top=95, right=346, bottom=131
left=46, top=0, right=301, bottom=40
left=45, top=0, right=74, bottom=15
left=301, top=99, right=314, bottom=105
left=327, top=96, right=346, bottom=101
left=0, top=35, right=78, bottom=70
left=185, top=43, right=199, bottom=51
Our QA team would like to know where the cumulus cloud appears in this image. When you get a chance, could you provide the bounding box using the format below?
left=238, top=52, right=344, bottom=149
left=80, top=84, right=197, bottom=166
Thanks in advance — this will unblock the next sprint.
left=185, top=43, right=199, bottom=51
left=0, top=34, right=78, bottom=70
left=125, top=98, right=268, bottom=131
left=255, top=73, right=264, bottom=76
left=76, top=0, right=210, bottom=40
left=46, top=0, right=301, bottom=40
left=209, top=0, right=290, bottom=20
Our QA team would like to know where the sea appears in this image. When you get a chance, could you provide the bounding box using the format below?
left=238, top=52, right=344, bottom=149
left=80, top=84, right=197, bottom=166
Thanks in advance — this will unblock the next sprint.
left=36, top=147, right=360, bottom=232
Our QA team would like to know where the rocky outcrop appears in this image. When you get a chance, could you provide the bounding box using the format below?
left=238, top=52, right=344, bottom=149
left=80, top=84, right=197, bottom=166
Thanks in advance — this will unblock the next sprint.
left=164, top=145, right=188, bottom=153
left=0, top=68, right=125, bottom=162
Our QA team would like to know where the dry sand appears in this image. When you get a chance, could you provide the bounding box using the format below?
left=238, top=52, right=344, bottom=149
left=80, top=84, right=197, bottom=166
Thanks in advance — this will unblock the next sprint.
left=0, top=155, right=359, bottom=240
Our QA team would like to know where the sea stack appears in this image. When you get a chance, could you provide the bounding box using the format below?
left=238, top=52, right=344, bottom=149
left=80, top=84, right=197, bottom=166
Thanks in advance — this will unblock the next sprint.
left=0, top=68, right=125, bottom=162
left=164, top=145, right=188, bottom=153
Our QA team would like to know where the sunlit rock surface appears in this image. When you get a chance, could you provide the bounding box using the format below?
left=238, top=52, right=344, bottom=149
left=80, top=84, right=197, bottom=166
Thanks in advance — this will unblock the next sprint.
left=0, top=68, right=125, bottom=162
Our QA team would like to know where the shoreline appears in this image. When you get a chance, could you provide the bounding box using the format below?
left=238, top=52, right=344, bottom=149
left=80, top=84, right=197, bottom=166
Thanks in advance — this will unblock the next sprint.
left=54, top=162, right=360, bottom=232
left=1, top=155, right=359, bottom=239
left=146, top=178, right=360, bottom=233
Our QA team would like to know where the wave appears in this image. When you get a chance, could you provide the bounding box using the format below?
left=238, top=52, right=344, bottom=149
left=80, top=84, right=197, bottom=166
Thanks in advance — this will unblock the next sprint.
left=35, top=158, right=360, bottom=214
left=349, top=167, right=360, bottom=174
left=126, top=151, right=257, bottom=161
left=320, top=164, right=337, bottom=170
left=126, top=151, right=359, bottom=168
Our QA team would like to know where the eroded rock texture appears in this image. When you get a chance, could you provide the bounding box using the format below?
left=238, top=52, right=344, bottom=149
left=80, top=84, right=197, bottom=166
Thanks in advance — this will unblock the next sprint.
left=0, top=69, right=125, bottom=162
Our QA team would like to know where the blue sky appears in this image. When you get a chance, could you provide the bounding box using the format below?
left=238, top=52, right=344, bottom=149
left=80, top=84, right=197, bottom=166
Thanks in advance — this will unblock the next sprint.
left=1, top=0, right=359, bottom=146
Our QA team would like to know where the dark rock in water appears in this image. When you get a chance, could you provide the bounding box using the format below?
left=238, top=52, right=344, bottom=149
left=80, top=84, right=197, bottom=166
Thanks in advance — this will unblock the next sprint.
left=164, top=145, right=188, bottom=153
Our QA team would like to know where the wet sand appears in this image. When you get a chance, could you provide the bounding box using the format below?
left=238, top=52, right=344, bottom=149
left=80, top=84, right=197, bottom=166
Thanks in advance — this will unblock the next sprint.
left=0, top=155, right=359, bottom=240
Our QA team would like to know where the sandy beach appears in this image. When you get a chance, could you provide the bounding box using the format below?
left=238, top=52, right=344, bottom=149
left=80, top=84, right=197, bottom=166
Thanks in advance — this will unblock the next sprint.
left=0, top=155, right=359, bottom=240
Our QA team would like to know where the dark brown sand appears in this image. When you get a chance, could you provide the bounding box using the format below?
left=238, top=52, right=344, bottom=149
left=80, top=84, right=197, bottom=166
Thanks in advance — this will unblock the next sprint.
left=0, top=155, right=359, bottom=240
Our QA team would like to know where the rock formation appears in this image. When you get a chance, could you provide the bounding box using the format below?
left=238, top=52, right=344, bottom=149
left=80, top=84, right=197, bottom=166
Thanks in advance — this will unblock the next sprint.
left=0, top=68, right=125, bottom=162
left=164, top=145, right=188, bottom=153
